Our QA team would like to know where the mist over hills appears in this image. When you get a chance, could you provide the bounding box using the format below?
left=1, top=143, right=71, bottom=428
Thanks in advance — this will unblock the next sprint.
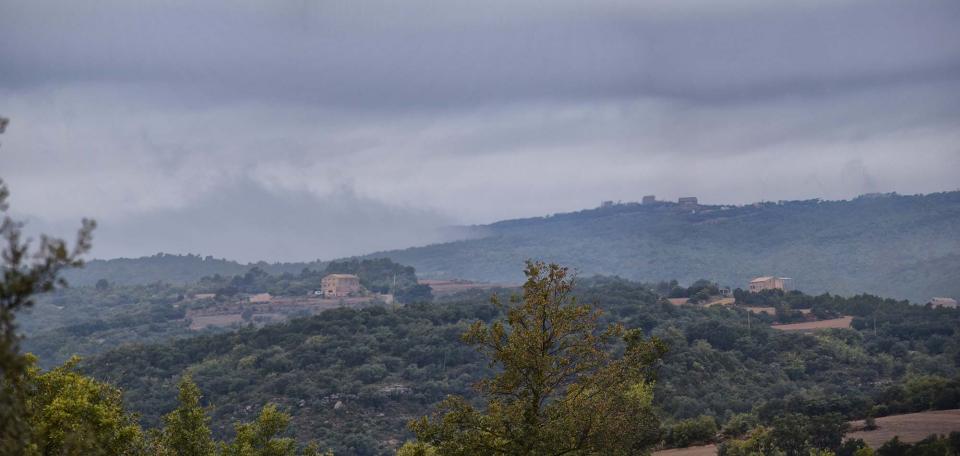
left=65, top=191, right=960, bottom=303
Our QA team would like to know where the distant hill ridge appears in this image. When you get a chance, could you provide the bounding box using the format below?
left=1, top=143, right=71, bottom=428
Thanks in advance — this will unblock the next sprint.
left=366, top=191, right=960, bottom=302
left=63, top=253, right=326, bottom=286
left=68, top=191, right=960, bottom=302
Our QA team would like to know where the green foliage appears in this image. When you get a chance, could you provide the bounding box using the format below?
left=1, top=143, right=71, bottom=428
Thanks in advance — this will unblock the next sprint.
left=0, top=177, right=329, bottom=456
left=21, top=356, right=146, bottom=455
left=665, top=415, right=718, bottom=447
left=718, top=426, right=783, bottom=456
left=722, top=413, right=760, bottom=439
left=159, top=376, right=216, bottom=456
left=870, top=433, right=960, bottom=456
left=409, top=262, right=668, bottom=455
left=767, top=413, right=849, bottom=455
left=773, top=414, right=813, bottom=456
left=74, top=275, right=960, bottom=454
left=877, top=436, right=910, bottom=456
left=0, top=177, right=96, bottom=454
left=221, top=404, right=297, bottom=456
left=838, top=439, right=868, bottom=456
left=396, top=441, right=438, bottom=456
left=62, top=253, right=324, bottom=287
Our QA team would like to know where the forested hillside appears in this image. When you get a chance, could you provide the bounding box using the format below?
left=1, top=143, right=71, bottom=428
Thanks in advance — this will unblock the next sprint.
left=62, top=253, right=327, bottom=286
left=66, top=192, right=960, bottom=303
left=370, top=192, right=960, bottom=302
left=83, top=279, right=960, bottom=455
left=20, top=258, right=428, bottom=368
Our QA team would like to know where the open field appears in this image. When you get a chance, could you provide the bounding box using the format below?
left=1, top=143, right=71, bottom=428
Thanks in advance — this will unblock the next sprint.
left=771, top=316, right=853, bottom=331
left=653, top=410, right=960, bottom=456
left=847, top=409, right=960, bottom=448
left=419, top=279, right=517, bottom=297
left=745, top=306, right=776, bottom=315
left=189, top=314, right=244, bottom=330
left=185, top=296, right=385, bottom=329
left=654, top=444, right=718, bottom=456
left=705, top=297, right=736, bottom=307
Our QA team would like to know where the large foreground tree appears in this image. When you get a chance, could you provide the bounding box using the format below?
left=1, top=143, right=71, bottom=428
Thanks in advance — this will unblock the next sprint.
left=409, top=261, right=668, bottom=455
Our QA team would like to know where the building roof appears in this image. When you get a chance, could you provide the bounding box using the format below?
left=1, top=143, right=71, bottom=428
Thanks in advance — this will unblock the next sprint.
left=750, top=276, right=775, bottom=283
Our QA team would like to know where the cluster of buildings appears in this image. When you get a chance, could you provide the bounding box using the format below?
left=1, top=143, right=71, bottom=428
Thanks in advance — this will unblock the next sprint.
left=196, top=273, right=365, bottom=304
left=599, top=195, right=701, bottom=208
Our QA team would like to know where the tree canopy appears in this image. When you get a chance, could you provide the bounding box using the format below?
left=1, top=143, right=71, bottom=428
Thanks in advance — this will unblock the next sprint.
left=410, top=261, right=668, bottom=455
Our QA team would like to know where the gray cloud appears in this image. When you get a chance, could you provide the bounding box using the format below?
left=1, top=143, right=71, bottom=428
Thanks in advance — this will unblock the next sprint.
left=14, top=179, right=460, bottom=263
left=1, top=0, right=959, bottom=261
left=2, top=0, right=958, bottom=107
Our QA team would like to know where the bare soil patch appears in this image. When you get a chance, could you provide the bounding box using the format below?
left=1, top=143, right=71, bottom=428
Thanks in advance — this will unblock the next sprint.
left=771, top=316, right=853, bottom=331
left=847, top=409, right=960, bottom=448
left=654, top=444, right=717, bottom=456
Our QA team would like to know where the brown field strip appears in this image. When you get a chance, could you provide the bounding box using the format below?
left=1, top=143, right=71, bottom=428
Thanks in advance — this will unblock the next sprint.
left=771, top=316, right=853, bottom=331
left=847, top=409, right=960, bottom=448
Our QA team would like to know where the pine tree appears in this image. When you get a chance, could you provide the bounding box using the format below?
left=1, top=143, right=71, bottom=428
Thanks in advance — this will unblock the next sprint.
left=159, top=375, right=216, bottom=456
left=410, top=261, right=668, bottom=455
left=221, top=404, right=297, bottom=456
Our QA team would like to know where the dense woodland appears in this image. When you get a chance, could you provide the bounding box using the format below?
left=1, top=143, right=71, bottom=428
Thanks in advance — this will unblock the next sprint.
left=61, top=253, right=327, bottom=287
left=71, top=275, right=960, bottom=454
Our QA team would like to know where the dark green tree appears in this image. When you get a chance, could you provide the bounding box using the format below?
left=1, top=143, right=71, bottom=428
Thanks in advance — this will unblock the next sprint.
left=772, top=414, right=810, bottom=456
left=221, top=404, right=297, bottom=456
left=808, top=413, right=850, bottom=451
left=159, top=375, right=216, bottom=456
left=410, top=261, right=668, bottom=455
left=0, top=175, right=95, bottom=454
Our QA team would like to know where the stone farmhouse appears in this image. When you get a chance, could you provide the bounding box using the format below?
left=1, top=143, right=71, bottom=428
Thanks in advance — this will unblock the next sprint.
left=748, top=276, right=788, bottom=293
left=321, top=274, right=362, bottom=298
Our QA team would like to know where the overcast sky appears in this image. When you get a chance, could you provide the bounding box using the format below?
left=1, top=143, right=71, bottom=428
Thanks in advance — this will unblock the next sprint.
left=2, top=0, right=959, bottom=262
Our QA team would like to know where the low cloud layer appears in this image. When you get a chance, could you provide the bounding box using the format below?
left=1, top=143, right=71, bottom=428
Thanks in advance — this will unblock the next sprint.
left=2, top=0, right=959, bottom=261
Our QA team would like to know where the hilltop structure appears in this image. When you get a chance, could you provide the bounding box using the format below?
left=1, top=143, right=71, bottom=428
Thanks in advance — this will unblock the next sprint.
left=930, top=297, right=958, bottom=308
left=678, top=196, right=698, bottom=205
left=321, top=274, right=362, bottom=298
left=748, top=276, right=788, bottom=293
